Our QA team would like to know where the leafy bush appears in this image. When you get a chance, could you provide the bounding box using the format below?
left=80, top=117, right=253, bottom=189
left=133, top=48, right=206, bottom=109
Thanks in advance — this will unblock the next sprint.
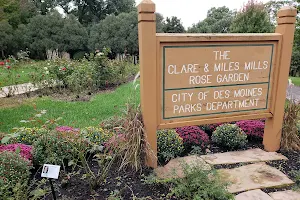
left=0, top=151, right=32, bottom=199
left=0, top=144, right=33, bottom=161
left=157, top=129, right=184, bottom=163
left=167, top=164, right=234, bottom=200
left=12, top=127, right=49, bottom=145
left=212, top=124, right=247, bottom=150
left=33, top=131, right=88, bottom=166
left=175, top=126, right=209, bottom=150
left=199, top=123, right=223, bottom=136
left=66, top=60, right=96, bottom=93
left=48, top=59, right=75, bottom=87
left=73, top=51, right=87, bottom=60
left=81, top=127, right=114, bottom=145
left=236, top=120, right=265, bottom=139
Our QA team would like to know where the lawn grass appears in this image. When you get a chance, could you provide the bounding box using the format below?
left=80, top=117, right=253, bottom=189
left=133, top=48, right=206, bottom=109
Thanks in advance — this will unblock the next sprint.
left=0, top=82, right=140, bottom=133
left=290, top=76, right=300, bottom=87
left=0, top=61, right=41, bottom=87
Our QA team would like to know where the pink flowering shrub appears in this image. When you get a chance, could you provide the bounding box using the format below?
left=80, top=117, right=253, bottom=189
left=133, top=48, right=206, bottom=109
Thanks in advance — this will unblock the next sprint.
left=0, top=144, right=33, bottom=161
left=236, top=120, right=265, bottom=139
left=176, top=126, right=209, bottom=150
left=56, top=126, right=80, bottom=133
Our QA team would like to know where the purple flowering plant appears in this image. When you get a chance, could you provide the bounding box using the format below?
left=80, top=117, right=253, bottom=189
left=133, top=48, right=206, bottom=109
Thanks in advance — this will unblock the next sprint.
left=236, top=120, right=265, bottom=139
left=0, top=143, right=33, bottom=161
left=176, top=126, right=209, bottom=150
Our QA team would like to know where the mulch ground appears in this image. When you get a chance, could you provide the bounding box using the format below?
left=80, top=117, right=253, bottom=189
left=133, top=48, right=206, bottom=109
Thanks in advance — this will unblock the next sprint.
left=30, top=139, right=299, bottom=200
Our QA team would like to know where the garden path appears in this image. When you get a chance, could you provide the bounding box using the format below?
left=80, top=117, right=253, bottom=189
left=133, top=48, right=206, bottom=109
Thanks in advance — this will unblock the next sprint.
left=2, top=82, right=300, bottom=100
left=154, top=148, right=300, bottom=200
left=0, top=83, right=38, bottom=98
left=286, top=85, right=300, bottom=102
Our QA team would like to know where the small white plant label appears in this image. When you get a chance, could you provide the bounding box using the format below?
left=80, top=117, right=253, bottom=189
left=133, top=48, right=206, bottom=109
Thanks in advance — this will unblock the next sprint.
left=41, top=164, right=60, bottom=179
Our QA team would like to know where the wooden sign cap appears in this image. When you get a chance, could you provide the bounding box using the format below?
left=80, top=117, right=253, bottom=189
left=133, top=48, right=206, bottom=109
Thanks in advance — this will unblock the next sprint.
left=138, top=0, right=155, bottom=13
left=277, top=6, right=297, bottom=18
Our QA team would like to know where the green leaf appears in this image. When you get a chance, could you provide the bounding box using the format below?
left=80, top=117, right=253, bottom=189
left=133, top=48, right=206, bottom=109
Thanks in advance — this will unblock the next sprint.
left=1, top=136, right=10, bottom=144
left=68, top=160, right=75, bottom=166
left=15, top=146, right=21, bottom=154
left=30, top=188, right=47, bottom=199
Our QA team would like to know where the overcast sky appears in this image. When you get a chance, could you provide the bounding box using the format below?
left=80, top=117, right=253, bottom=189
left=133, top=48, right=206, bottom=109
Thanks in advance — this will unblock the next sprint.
left=135, top=0, right=270, bottom=28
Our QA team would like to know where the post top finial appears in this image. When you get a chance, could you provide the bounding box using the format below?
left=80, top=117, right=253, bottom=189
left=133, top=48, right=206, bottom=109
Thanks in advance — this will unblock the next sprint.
left=277, top=6, right=297, bottom=18
left=138, top=0, right=155, bottom=13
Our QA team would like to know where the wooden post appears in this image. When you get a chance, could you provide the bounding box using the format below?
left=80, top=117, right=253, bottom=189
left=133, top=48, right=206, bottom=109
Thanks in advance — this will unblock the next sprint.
left=263, top=6, right=297, bottom=151
left=138, top=0, right=157, bottom=168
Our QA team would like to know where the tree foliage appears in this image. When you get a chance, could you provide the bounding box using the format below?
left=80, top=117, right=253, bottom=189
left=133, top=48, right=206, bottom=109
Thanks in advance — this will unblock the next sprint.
left=24, top=12, right=88, bottom=59
left=230, top=0, right=273, bottom=33
left=89, top=11, right=138, bottom=55
left=54, top=0, right=136, bottom=25
left=162, top=16, right=185, bottom=33
left=188, top=6, right=234, bottom=33
left=0, top=0, right=37, bottom=28
left=0, top=21, right=14, bottom=58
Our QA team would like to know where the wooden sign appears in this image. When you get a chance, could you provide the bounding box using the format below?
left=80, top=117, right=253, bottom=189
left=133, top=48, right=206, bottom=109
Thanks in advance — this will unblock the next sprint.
left=138, top=0, right=297, bottom=168
left=163, top=44, right=274, bottom=120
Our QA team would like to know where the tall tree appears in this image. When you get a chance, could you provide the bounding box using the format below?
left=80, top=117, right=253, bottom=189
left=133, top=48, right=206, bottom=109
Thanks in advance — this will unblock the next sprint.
left=89, top=11, right=138, bottom=55
left=55, top=0, right=136, bottom=25
left=32, top=0, right=57, bottom=15
left=0, top=21, right=14, bottom=58
left=265, top=0, right=291, bottom=25
left=0, top=0, right=37, bottom=28
left=156, top=12, right=164, bottom=33
left=25, top=11, right=88, bottom=59
left=230, top=0, right=273, bottom=33
left=163, top=16, right=185, bottom=33
left=188, top=6, right=234, bottom=33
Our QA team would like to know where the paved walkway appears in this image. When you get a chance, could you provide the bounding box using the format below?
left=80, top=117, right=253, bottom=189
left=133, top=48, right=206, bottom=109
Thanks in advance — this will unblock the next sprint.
left=286, top=85, right=300, bottom=102
left=154, top=149, right=300, bottom=199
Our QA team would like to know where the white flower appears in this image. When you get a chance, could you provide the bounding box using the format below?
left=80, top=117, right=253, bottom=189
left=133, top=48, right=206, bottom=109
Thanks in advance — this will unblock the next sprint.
left=41, top=110, right=47, bottom=114
left=45, top=71, right=49, bottom=74
left=35, top=114, right=42, bottom=118
left=288, top=79, right=294, bottom=87
left=47, top=63, right=50, bottom=66
left=22, top=71, right=24, bottom=73
left=44, top=67, right=48, bottom=70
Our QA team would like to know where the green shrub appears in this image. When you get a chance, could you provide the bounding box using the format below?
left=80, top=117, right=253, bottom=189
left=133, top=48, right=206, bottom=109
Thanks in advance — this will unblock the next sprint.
left=81, top=127, right=114, bottom=145
left=73, top=51, right=87, bottom=60
left=212, top=124, right=248, bottom=150
left=33, top=131, right=88, bottom=166
left=0, top=151, right=32, bottom=199
left=66, top=61, right=96, bottom=93
left=13, top=127, right=49, bottom=145
left=157, top=129, right=184, bottom=163
left=168, top=164, right=234, bottom=200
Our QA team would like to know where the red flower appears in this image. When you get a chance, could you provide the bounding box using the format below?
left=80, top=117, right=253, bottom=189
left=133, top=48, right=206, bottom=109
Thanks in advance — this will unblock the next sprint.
left=62, top=67, right=66, bottom=71
left=0, top=62, right=4, bottom=65
left=7, top=66, right=11, bottom=69
left=6, top=59, right=10, bottom=63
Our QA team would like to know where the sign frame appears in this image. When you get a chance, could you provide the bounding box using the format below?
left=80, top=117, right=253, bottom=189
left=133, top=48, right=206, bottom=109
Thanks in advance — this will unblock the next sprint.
left=156, top=38, right=281, bottom=130
left=138, top=0, right=296, bottom=168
